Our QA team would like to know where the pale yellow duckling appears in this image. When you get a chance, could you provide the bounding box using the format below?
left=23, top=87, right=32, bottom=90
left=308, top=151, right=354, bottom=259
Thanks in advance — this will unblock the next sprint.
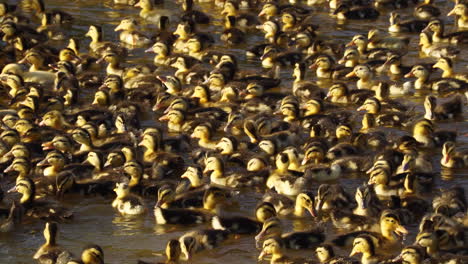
left=114, top=18, right=151, bottom=46
left=349, top=235, right=385, bottom=264
left=112, top=182, right=146, bottom=215
left=2, top=63, right=55, bottom=86
left=134, top=0, right=171, bottom=24
left=158, top=109, right=186, bottom=133
left=448, top=3, right=468, bottom=29
left=432, top=57, right=468, bottom=82
left=190, top=124, right=217, bottom=149
left=145, top=41, right=171, bottom=65
left=203, top=155, right=245, bottom=187
left=98, top=50, right=125, bottom=76
left=346, top=65, right=377, bottom=90
left=258, top=238, right=298, bottom=264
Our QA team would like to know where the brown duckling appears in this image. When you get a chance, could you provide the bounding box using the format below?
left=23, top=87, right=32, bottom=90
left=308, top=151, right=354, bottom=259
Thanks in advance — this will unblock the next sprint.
left=85, top=25, right=127, bottom=57
left=388, top=12, right=428, bottom=33
left=255, top=217, right=325, bottom=250
left=138, top=239, right=180, bottom=264
left=8, top=177, right=72, bottom=220
left=333, top=4, right=379, bottom=20
left=349, top=235, right=386, bottom=264
left=414, top=0, right=440, bottom=20
left=424, top=95, right=463, bottom=121
left=34, top=222, right=67, bottom=261
left=178, top=229, right=230, bottom=260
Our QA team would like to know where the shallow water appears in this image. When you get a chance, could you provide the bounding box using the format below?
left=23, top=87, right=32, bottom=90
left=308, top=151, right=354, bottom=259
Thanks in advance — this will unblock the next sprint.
left=1, top=0, right=468, bottom=263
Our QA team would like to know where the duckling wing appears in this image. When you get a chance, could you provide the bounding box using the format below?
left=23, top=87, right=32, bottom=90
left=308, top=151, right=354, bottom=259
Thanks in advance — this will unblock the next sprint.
left=282, top=230, right=325, bottom=249
left=155, top=207, right=209, bottom=225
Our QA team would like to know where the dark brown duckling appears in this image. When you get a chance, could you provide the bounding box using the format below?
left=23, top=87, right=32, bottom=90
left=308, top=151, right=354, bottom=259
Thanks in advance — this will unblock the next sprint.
left=333, top=4, right=380, bottom=20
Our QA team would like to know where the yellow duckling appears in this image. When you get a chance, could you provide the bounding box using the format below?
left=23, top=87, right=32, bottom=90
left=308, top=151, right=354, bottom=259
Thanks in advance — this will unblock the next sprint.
left=33, top=222, right=66, bottom=261
left=448, top=3, right=468, bottom=29
left=112, top=182, right=146, bottom=215
left=139, top=239, right=180, bottom=264
left=97, top=50, right=125, bottom=76
left=263, top=192, right=316, bottom=218
left=418, top=31, right=459, bottom=59
left=258, top=237, right=298, bottom=264
left=367, top=29, right=409, bottom=51
left=432, top=57, right=468, bottom=82
left=37, top=151, right=66, bottom=177
left=346, top=65, right=377, bottom=90
left=2, top=63, right=55, bottom=86
left=145, top=42, right=171, bottom=66
left=203, top=155, right=246, bottom=187
left=134, top=0, right=171, bottom=24
left=178, top=229, right=230, bottom=260
left=349, top=235, right=386, bottom=264
left=158, top=109, right=186, bottom=133
left=191, top=124, right=217, bottom=149
left=114, top=18, right=151, bottom=47
left=316, top=244, right=359, bottom=264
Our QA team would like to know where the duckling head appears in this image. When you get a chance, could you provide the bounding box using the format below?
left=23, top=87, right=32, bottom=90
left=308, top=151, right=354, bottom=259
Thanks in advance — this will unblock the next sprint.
left=258, top=237, right=284, bottom=261
left=59, top=48, right=80, bottom=62
left=412, top=119, right=434, bottom=138
left=400, top=246, right=424, bottom=264
left=316, top=244, right=335, bottom=263
left=380, top=210, right=408, bottom=237
left=448, top=3, right=467, bottom=17
left=258, top=3, right=278, bottom=19
left=336, top=124, right=352, bottom=140
left=134, top=0, right=153, bottom=10
left=355, top=184, right=377, bottom=210
left=255, top=202, right=277, bottom=223
left=173, top=21, right=193, bottom=40
left=114, top=18, right=138, bottom=32
left=247, top=157, right=268, bottom=172
left=203, top=187, right=228, bottom=211
left=84, top=151, right=103, bottom=171
left=138, top=132, right=160, bottom=153
left=85, top=25, right=102, bottom=41
left=442, top=141, right=457, bottom=165
left=346, top=64, right=372, bottom=80
left=180, top=166, right=203, bottom=187
left=156, top=185, right=176, bottom=208
left=1, top=129, right=20, bottom=147
left=203, top=156, right=223, bottom=175
left=297, top=192, right=317, bottom=217
left=221, top=1, right=237, bottom=16
left=281, top=11, right=296, bottom=29
left=350, top=235, right=375, bottom=257
left=39, top=110, right=66, bottom=129
left=81, top=244, right=104, bottom=264
left=346, top=34, right=367, bottom=51
left=123, top=161, right=143, bottom=186
left=114, top=182, right=131, bottom=198
left=8, top=177, right=35, bottom=204
left=191, top=124, right=212, bottom=141
left=302, top=143, right=325, bottom=165
left=191, top=85, right=210, bottom=104
left=326, top=83, right=348, bottom=100
left=339, top=47, right=359, bottom=67
left=423, top=19, right=443, bottom=34
left=357, top=97, right=381, bottom=114
left=4, top=157, right=30, bottom=177
left=216, top=136, right=237, bottom=155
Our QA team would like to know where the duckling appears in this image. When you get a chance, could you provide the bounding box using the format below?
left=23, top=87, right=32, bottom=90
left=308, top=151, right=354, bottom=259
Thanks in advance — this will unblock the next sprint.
left=448, top=3, right=468, bottom=29
left=414, top=0, right=440, bottom=20
left=433, top=57, right=468, bottom=82
left=18, top=0, right=72, bottom=23
left=325, top=82, right=373, bottom=105
left=255, top=217, right=325, bottom=249
left=405, top=64, right=468, bottom=92
left=349, top=235, right=386, bottom=264
left=418, top=31, right=460, bottom=59
left=0, top=202, right=22, bottom=233
left=138, top=239, right=180, bottom=264
left=98, top=50, right=126, bottom=77
left=310, top=55, right=351, bottom=79
left=181, top=0, right=210, bottom=24
left=267, top=153, right=310, bottom=196
left=211, top=209, right=263, bottom=234
left=114, top=18, right=151, bottom=47
left=85, top=25, right=127, bottom=56
left=263, top=192, right=316, bottom=218
left=367, top=29, right=409, bottom=51
left=34, top=222, right=66, bottom=261
left=346, top=35, right=397, bottom=61
left=204, top=155, right=251, bottom=188
left=333, top=4, right=380, bottom=20
left=424, top=19, right=468, bottom=44
left=134, top=0, right=169, bottom=24
left=316, top=244, right=359, bottom=264
left=8, top=177, right=72, bottom=220
left=178, top=229, right=230, bottom=260
left=221, top=16, right=245, bottom=45
left=424, top=95, right=463, bottom=121
left=357, top=97, right=407, bottom=127
left=346, top=65, right=377, bottom=90
left=221, top=0, right=258, bottom=30
left=191, top=124, right=218, bottom=150
left=258, top=237, right=302, bottom=264
left=153, top=190, right=211, bottom=225
left=158, top=109, right=188, bottom=133
left=416, top=229, right=468, bottom=260
left=441, top=141, right=468, bottom=169
left=353, top=184, right=382, bottom=218
left=413, top=119, right=457, bottom=148
left=112, top=182, right=146, bottom=215
left=332, top=210, right=408, bottom=248
left=388, top=12, right=428, bottom=33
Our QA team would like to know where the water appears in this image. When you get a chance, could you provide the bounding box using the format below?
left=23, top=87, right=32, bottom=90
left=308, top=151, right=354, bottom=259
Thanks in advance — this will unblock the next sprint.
left=1, top=0, right=468, bottom=263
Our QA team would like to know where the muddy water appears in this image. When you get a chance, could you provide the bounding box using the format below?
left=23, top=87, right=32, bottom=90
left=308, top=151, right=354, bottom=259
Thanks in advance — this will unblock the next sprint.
left=1, top=0, right=467, bottom=263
